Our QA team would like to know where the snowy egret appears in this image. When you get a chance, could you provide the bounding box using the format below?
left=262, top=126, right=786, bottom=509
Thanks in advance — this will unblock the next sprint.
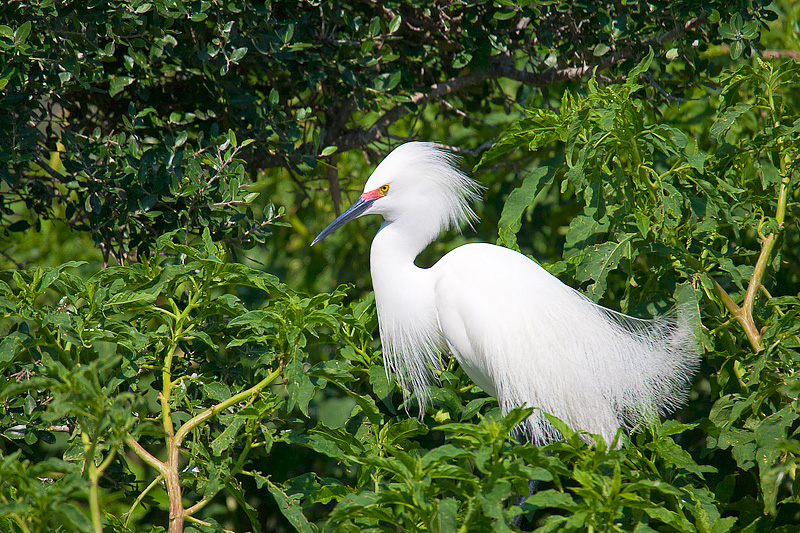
left=313, top=142, right=698, bottom=446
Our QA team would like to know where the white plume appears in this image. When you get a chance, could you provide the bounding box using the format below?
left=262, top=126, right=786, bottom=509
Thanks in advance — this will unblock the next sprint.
left=332, top=142, right=700, bottom=447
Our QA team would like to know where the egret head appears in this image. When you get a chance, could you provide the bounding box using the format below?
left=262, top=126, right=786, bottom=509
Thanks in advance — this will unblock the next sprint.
left=312, top=142, right=482, bottom=245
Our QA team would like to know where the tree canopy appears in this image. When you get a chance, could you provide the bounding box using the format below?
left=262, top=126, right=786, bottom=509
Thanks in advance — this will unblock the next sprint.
left=2, top=0, right=775, bottom=263
left=1, top=1, right=799, bottom=532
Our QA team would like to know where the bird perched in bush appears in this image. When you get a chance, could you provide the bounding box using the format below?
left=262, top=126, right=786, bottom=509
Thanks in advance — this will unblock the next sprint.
left=313, top=142, right=699, bottom=447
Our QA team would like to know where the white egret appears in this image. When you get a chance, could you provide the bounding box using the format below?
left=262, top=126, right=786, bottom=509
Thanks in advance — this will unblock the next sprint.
left=312, top=142, right=699, bottom=446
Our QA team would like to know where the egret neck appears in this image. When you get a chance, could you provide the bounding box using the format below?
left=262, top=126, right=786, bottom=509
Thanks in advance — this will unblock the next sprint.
left=369, top=219, right=447, bottom=406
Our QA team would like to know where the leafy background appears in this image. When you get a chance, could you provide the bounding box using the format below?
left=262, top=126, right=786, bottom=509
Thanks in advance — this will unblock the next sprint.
left=1, top=0, right=799, bottom=532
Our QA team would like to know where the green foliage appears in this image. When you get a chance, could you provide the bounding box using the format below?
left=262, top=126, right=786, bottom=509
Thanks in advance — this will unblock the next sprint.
left=481, top=53, right=800, bottom=530
left=0, top=234, right=351, bottom=531
left=0, top=0, right=776, bottom=266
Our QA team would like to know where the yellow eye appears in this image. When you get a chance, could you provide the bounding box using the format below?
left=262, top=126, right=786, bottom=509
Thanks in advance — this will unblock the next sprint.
left=379, top=184, right=390, bottom=194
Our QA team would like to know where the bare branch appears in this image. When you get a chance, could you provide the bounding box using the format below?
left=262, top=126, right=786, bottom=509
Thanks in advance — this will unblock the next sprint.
left=34, top=153, right=67, bottom=182
left=763, top=49, right=800, bottom=60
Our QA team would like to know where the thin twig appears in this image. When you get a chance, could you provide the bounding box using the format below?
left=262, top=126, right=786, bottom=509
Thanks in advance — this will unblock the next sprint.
left=33, top=153, right=67, bottom=182
left=173, top=368, right=281, bottom=448
left=123, top=474, right=164, bottom=526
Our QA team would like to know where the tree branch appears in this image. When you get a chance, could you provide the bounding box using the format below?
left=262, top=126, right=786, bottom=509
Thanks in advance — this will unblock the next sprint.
left=34, top=153, right=68, bottom=183
left=712, top=278, right=762, bottom=352
left=337, top=65, right=494, bottom=152
left=173, top=368, right=281, bottom=448
left=125, top=436, right=167, bottom=475
left=337, top=16, right=707, bottom=152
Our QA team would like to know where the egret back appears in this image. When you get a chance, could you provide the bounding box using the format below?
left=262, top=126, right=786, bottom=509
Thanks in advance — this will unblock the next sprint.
left=432, top=243, right=699, bottom=446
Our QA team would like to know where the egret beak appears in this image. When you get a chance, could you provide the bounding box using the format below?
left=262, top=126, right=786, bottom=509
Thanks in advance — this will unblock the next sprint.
left=311, top=192, right=381, bottom=245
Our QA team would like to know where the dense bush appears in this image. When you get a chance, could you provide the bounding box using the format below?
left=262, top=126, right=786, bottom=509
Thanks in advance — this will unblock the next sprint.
left=1, top=1, right=799, bottom=532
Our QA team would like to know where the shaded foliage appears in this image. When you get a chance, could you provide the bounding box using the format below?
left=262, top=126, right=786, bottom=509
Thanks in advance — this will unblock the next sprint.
left=0, top=0, right=776, bottom=263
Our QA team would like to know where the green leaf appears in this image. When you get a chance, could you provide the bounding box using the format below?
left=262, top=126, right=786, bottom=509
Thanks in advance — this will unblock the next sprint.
left=105, top=289, right=156, bottom=308
left=210, top=417, right=245, bottom=455
left=285, top=356, right=316, bottom=416
left=576, top=233, right=635, bottom=301
left=320, top=145, right=338, bottom=157
left=718, top=24, right=737, bottom=40
left=382, top=417, right=428, bottom=447
left=342, top=385, right=382, bottom=426
left=290, top=428, right=355, bottom=460
left=713, top=102, right=754, bottom=142
left=628, top=47, right=654, bottom=82
left=649, top=436, right=707, bottom=478
left=687, top=153, right=706, bottom=173
left=14, top=21, right=31, bottom=43
left=58, top=502, right=95, bottom=532
left=741, top=21, right=759, bottom=40
left=525, top=489, right=577, bottom=510
left=388, top=15, right=402, bottom=33
left=308, top=360, right=355, bottom=382
left=365, top=367, right=394, bottom=415
left=204, top=382, right=231, bottom=402
left=201, top=227, right=219, bottom=258
left=644, top=506, right=694, bottom=531
left=494, top=11, right=517, bottom=21
left=109, top=76, right=135, bottom=97
left=593, top=43, right=610, bottom=56
left=265, top=478, right=316, bottom=533
left=436, top=497, right=458, bottom=533
left=730, top=40, right=744, bottom=60
left=314, top=483, right=350, bottom=505
left=230, top=46, right=248, bottom=62
left=497, top=166, right=551, bottom=249
left=0, top=332, right=26, bottom=366
left=368, top=16, right=381, bottom=37
left=175, top=130, right=189, bottom=148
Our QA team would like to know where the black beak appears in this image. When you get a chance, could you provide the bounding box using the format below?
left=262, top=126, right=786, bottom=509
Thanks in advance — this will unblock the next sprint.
left=311, top=196, right=377, bottom=246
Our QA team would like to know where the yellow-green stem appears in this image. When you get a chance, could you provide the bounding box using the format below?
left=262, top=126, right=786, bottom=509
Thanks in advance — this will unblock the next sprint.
left=712, top=278, right=762, bottom=352
left=161, top=370, right=175, bottom=437
left=457, top=496, right=476, bottom=533
left=124, top=475, right=164, bottom=526
left=185, top=515, right=217, bottom=529
left=161, top=290, right=201, bottom=438
left=183, top=497, right=212, bottom=518
left=124, top=436, right=166, bottom=474
left=711, top=77, right=791, bottom=352
left=1, top=495, right=32, bottom=533
left=97, top=447, right=117, bottom=474
left=10, top=514, right=32, bottom=533
left=775, top=170, right=790, bottom=229
left=82, top=431, right=103, bottom=533
left=126, top=365, right=281, bottom=533
left=170, top=368, right=280, bottom=533
left=173, top=368, right=281, bottom=446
